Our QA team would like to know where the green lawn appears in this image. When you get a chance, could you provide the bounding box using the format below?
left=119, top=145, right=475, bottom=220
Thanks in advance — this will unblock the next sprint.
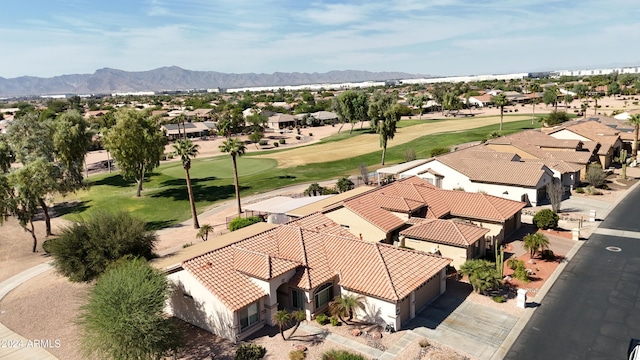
left=60, top=119, right=541, bottom=229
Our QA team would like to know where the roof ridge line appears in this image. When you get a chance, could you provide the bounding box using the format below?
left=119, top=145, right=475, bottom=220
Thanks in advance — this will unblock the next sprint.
left=297, top=227, right=312, bottom=290
left=374, top=243, right=399, bottom=301
left=450, top=221, right=469, bottom=245
left=482, top=193, right=505, bottom=219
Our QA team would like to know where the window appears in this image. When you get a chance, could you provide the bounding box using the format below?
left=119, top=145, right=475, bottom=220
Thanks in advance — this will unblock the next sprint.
left=314, top=283, right=333, bottom=309
left=292, top=290, right=304, bottom=310
left=239, top=302, right=259, bottom=330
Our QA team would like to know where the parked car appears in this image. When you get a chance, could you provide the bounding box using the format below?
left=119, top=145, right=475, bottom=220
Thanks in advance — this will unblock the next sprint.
left=629, top=338, right=640, bottom=360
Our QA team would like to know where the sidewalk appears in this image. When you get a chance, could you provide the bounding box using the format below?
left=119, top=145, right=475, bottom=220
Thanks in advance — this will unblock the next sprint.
left=0, top=263, right=57, bottom=360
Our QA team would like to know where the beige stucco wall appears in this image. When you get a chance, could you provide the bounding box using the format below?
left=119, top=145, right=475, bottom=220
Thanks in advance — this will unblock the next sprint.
left=248, top=269, right=297, bottom=326
left=342, top=288, right=400, bottom=330
left=325, top=207, right=388, bottom=242
left=404, top=238, right=469, bottom=269
left=167, top=270, right=263, bottom=342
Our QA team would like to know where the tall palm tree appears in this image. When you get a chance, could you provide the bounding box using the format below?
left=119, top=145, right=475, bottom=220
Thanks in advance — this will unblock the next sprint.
left=593, top=93, right=601, bottom=115
left=173, top=139, right=200, bottom=229
left=219, top=138, right=246, bottom=216
left=523, top=232, right=550, bottom=258
left=627, top=114, right=640, bottom=160
left=491, top=93, right=509, bottom=131
left=272, top=310, right=291, bottom=340
left=531, top=98, right=540, bottom=125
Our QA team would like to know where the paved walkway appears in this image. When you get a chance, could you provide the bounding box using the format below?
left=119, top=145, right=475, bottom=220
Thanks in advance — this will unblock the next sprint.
left=0, top=263, right=57, bottom=360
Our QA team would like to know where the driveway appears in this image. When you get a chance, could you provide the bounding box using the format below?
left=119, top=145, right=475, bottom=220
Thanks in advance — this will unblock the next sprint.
left=405, top=280, right=519, bottom=360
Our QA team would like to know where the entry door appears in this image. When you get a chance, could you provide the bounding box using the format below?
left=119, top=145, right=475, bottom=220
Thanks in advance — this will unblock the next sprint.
left=292, top=290, right=304, bottom=310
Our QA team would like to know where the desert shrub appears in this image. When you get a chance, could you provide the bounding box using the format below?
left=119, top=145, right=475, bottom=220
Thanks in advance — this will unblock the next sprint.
left=533, top=209, right=559, bottom=229
left=506, top=258, right=520, bottom=270
left=48, top=211, right=157, bottom=282
left=236, top=343, right=266, bottom=360
left=321, top=349, right=365, bottom=360
left=575, top=187, right=585, bottom=193
left=229, top=216, right=263, bottom=231
left=182, top=242, right=193, bottom=248
left=544, top=111, right=570, bottom=125
left=336, top=177, right=354, bottom=193
left=258, top=140, right=268, bottom=146
left=330, top=316, right=340, bottom=326
left=295, top=135, right=301, bottom=140
left=316, top=313, right=329, bottom=325
left=585, top=163, right=606, bottom=188
left=308, top=133, right=313, bottom=136
left=430, top=146, right=450, bottom=157
left=404, top=149, right=417, bottom=162
left=289, top=349, right=306, bottom=360
left=493, top=295, right=505, bottom=303
left=273, top=142, right=279, bottom=147
left=540, top=249, right=555, bottom=260
left=279, top=139, right=286, bottom=144
left=42, top=239, right=53, bottom=254
left=513, top=264, right=530, bottom=283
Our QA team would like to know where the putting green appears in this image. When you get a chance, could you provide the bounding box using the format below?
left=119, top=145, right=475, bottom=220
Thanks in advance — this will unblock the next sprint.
left=160, top=157, right=277, bottom=180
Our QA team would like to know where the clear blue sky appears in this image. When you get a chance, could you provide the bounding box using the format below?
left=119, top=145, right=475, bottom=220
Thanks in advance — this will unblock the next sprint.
left=1, top=0, right=639, bottom=78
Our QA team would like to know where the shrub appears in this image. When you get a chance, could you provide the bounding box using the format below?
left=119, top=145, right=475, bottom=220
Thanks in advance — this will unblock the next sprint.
left=513, top=264, right=530, bottom=282
left=493, top=295, right=505, bottom=303
left=540, top=249, right=555, bottom=260
left=273, top=142, right=279, bottom=147
left=586, top=163, right=606, bottom=188
left=48, top=211, right=158, bottom=282
left=321, top=349, right=365, bottom=360
left=258, top=140, right=268, bottom=146
left=533, top=209, right=559, bottom=229
left=330, top=316, right=340, bottom=326
left=236, top=343, right=266, bottom=360
left=309, top=133, right=313, bottom=136
left=544, top=111, right=570, bottom=125
left=182, top=242, right=193, bottom=248
left=404, top=149, right=417, bottom=162
left=229, top=216, right=263, bottom=231
left=575, top=187, right=585, bottom=193
left=336, top=177, right=354, bottom=193
left=506, top=258, right=520, bottom=270
left=419, top=339, right=431, bottom=348
left=296, top=136, right=301, bottom=140
left=430, top=146, right=450, bottom=157
left=279, top=139, right=286, bottom=144
left=587, top=186, right=603, bottom=195
left=289, top=349, right=306, bottom=360
left=316, top=313, right=329, bottom=325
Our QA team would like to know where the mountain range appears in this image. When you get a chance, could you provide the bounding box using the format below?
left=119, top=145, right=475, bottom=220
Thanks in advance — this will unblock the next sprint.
left=0, top=66, right=424, bottom=97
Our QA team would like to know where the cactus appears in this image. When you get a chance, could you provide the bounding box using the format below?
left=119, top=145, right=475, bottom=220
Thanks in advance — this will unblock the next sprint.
left=495, top=244, right=504, bottom=278
left=617, top=149, right=628, bottom=180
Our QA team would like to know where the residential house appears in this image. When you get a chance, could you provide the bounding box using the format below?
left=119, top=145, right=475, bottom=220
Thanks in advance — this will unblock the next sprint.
left=544, top=119, right=624, bottom=168
left=161, top=122, right=212, bottom=140
left=267, top=113, right=297, bottom=130
left=323, top=177, right=525, bottom=251
left=468, top=93, right=493, bottom=108
left=159, top=213, right=450, bottom=341
left=398, top=146, right=555, bottom=206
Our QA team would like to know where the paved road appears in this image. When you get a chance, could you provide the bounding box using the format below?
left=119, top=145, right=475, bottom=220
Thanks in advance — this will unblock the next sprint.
left=505, top=185, right=640, bottom=360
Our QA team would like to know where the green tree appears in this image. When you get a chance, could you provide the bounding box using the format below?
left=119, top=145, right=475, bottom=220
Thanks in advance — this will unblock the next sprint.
left=532, top=208, right=559, bottom=230
left=592, top=93, right=601, bottom=115
left=248, top=131, right=264, bottom=149
left=408, top=93, right=427, bottom=118
left=459, top=259, right=501, bottom=294
left=172, top=139, right=200, bottom=229
left=48, top=211, right=157, bottom=282
left=219, top=138, right=247, bottom=216
left=564, top=94, right=574, bottom=111
left=332, top=90, right=369, bottom=134
left=246, top=112, right=268, bottom=133
left=0, top=135, right=14, bottom=173
left=304, top=182, right=323, bottom=196
left=368, top=91, right=400, bottom=165
left=491, top=93, right=509, bottom=131
left=627, top=114, right=640, bottom=160
left=196, top=223, right=214, bottom=241
left=543, top=111, right=570, bottom=126
left=78, top=257, right=183, bottom=359
left=543, top=86, right=559, bottom=111
left=229, top=216, right=263, bottom=231
left=335, top=177, right=354, bottom=193
left=430, top=147, right=450, bottom=157
left=272, top=310, right=291, bottom=340
left=442, top=92, right=461, bottom=116
left=103, top=108, right=165, bottom=197
left=607, top=81, right=621, bottom=96
left=523, top=232, right=550, bottom=258
left=329, top=294, right=365, bottom=324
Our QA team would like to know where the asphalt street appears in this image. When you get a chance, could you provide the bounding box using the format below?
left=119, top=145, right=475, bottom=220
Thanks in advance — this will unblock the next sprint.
left=505, top=186, right=640, bottom=359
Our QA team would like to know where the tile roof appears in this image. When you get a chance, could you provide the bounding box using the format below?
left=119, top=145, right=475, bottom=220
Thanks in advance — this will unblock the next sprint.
left=444, top=190, right=526, bottom=221
left=181, top=213, right=450, bottom=309
left=344, top=195, right=407, bottom=232
left=400, top=219, right=490, bottom=247
left=486, top=132, right=592, bottom=164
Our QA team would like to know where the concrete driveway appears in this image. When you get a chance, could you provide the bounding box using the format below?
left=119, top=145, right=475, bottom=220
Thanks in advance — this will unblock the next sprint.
left=405, top=281, right=519, bottom=360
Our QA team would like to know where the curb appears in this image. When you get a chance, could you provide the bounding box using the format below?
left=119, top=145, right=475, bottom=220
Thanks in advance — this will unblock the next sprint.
left=491, top=178, right=640, bottom=360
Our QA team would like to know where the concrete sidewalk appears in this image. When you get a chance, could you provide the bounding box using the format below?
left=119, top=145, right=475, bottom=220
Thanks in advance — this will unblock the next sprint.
left=0, top=263, right=57, bottom=360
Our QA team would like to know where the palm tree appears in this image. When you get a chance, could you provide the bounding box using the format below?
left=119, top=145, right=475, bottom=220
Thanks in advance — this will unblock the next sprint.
left=172, top=139, right=200, bottom=229
left=196, top=224, right=213, bottom=241
left=272, top=310, right=291, bottom=340
left=459, top=259, right=501, bottom=294
left=593, top=93, right=601, bottom=115
left=288, top=310, right=306, bottom=339
left=523, top=232, right=550, bottom=258
left=329, top=294, right=365, bottom=324
left=491, top=93, right=509, bottom=131
left=531, top=98, right=540, bottom=125
left=627, top=114, right=640, bottom=160
left=219, top=138, right=246, bottom=216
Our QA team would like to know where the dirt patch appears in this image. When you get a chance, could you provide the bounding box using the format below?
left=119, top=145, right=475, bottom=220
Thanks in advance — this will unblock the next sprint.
left=502, top=252, right=565, bottom=295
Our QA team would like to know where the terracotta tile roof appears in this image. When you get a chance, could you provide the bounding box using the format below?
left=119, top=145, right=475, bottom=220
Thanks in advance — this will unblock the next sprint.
left=372, top=194, right=424, bottom=212
left=487, top=133, right=592, bottom=164
left=344, top=196, right=406, bottom=232
left=400, top=219, right=490, bottom=247
left=182, top=212, right=450, bottom=307
left=489, top=129, right=582, bottom=149
left=520, top=158, right=583, bottom=174
left=444, top=190, right=526, bottom=221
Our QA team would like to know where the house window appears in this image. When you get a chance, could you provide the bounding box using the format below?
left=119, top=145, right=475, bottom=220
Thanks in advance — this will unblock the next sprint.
left=239, top=302, right=259, bottom=330
left=314, top=283, right=333, bottom=309
left=292, top=290, right=304, bottom=310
